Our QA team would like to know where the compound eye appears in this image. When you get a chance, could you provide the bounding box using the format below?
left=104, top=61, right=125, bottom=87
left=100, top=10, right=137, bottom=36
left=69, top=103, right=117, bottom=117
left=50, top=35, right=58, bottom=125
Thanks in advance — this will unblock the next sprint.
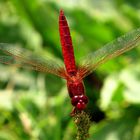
left=71, top=96, right=79, bottom=106
left=76, top=102, right=86, bottom=110
left=79, top=95, right=88, bottom=104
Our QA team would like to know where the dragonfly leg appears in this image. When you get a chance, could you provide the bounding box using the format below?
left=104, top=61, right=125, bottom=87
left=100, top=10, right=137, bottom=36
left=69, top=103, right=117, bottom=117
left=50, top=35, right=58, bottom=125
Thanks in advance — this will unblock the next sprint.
left=70, top=107, right=77, bottom=116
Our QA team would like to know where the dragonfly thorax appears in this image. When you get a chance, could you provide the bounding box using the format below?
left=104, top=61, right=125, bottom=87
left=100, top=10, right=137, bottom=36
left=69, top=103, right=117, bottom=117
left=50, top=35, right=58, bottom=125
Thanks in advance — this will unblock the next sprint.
left=67, top=76, right=84, bottom=97
left=67, top=76, right=88, bottom=110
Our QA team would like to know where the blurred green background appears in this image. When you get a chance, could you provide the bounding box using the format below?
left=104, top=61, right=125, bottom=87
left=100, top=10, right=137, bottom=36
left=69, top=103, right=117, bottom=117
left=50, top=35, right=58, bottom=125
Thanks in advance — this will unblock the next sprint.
left=0, top=0, right=140, bottom=140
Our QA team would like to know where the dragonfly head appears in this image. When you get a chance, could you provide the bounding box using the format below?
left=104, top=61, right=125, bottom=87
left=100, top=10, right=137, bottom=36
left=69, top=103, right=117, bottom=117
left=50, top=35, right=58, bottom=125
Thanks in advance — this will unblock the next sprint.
left=71, top=95, right=88, bottom=110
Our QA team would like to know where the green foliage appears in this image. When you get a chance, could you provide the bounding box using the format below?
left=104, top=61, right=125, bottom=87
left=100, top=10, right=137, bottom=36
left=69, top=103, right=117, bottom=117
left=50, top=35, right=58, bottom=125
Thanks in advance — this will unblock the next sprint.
left=0, top=0, right=140, bottom=140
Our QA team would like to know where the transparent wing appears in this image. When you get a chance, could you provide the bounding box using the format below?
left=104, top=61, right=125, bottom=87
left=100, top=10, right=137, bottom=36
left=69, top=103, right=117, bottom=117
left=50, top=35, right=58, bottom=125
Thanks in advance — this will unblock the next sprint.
left=78, top=28, right=140, bottom=78
left=0, top=43, right=66, bottom=78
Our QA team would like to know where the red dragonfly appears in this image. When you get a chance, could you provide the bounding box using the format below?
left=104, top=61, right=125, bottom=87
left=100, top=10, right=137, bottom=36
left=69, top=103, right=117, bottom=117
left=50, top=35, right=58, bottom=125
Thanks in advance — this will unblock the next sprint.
left=0, top=10, right=140, bottom=115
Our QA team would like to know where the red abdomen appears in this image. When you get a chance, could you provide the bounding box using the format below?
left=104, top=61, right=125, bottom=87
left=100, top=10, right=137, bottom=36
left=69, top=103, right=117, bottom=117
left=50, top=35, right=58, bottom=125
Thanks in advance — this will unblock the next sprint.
left=59, top=10, right=76, bottom=75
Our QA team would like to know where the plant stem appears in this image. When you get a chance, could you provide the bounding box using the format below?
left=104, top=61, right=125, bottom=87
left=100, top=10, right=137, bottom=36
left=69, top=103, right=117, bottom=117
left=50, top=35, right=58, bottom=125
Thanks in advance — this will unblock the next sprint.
left=73, top=111, right=91, bottom=140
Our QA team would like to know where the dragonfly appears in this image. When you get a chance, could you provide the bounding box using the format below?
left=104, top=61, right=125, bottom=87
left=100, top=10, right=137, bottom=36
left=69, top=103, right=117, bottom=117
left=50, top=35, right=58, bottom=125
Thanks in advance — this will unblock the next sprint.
left=0, top=10, right=140, bottom=115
